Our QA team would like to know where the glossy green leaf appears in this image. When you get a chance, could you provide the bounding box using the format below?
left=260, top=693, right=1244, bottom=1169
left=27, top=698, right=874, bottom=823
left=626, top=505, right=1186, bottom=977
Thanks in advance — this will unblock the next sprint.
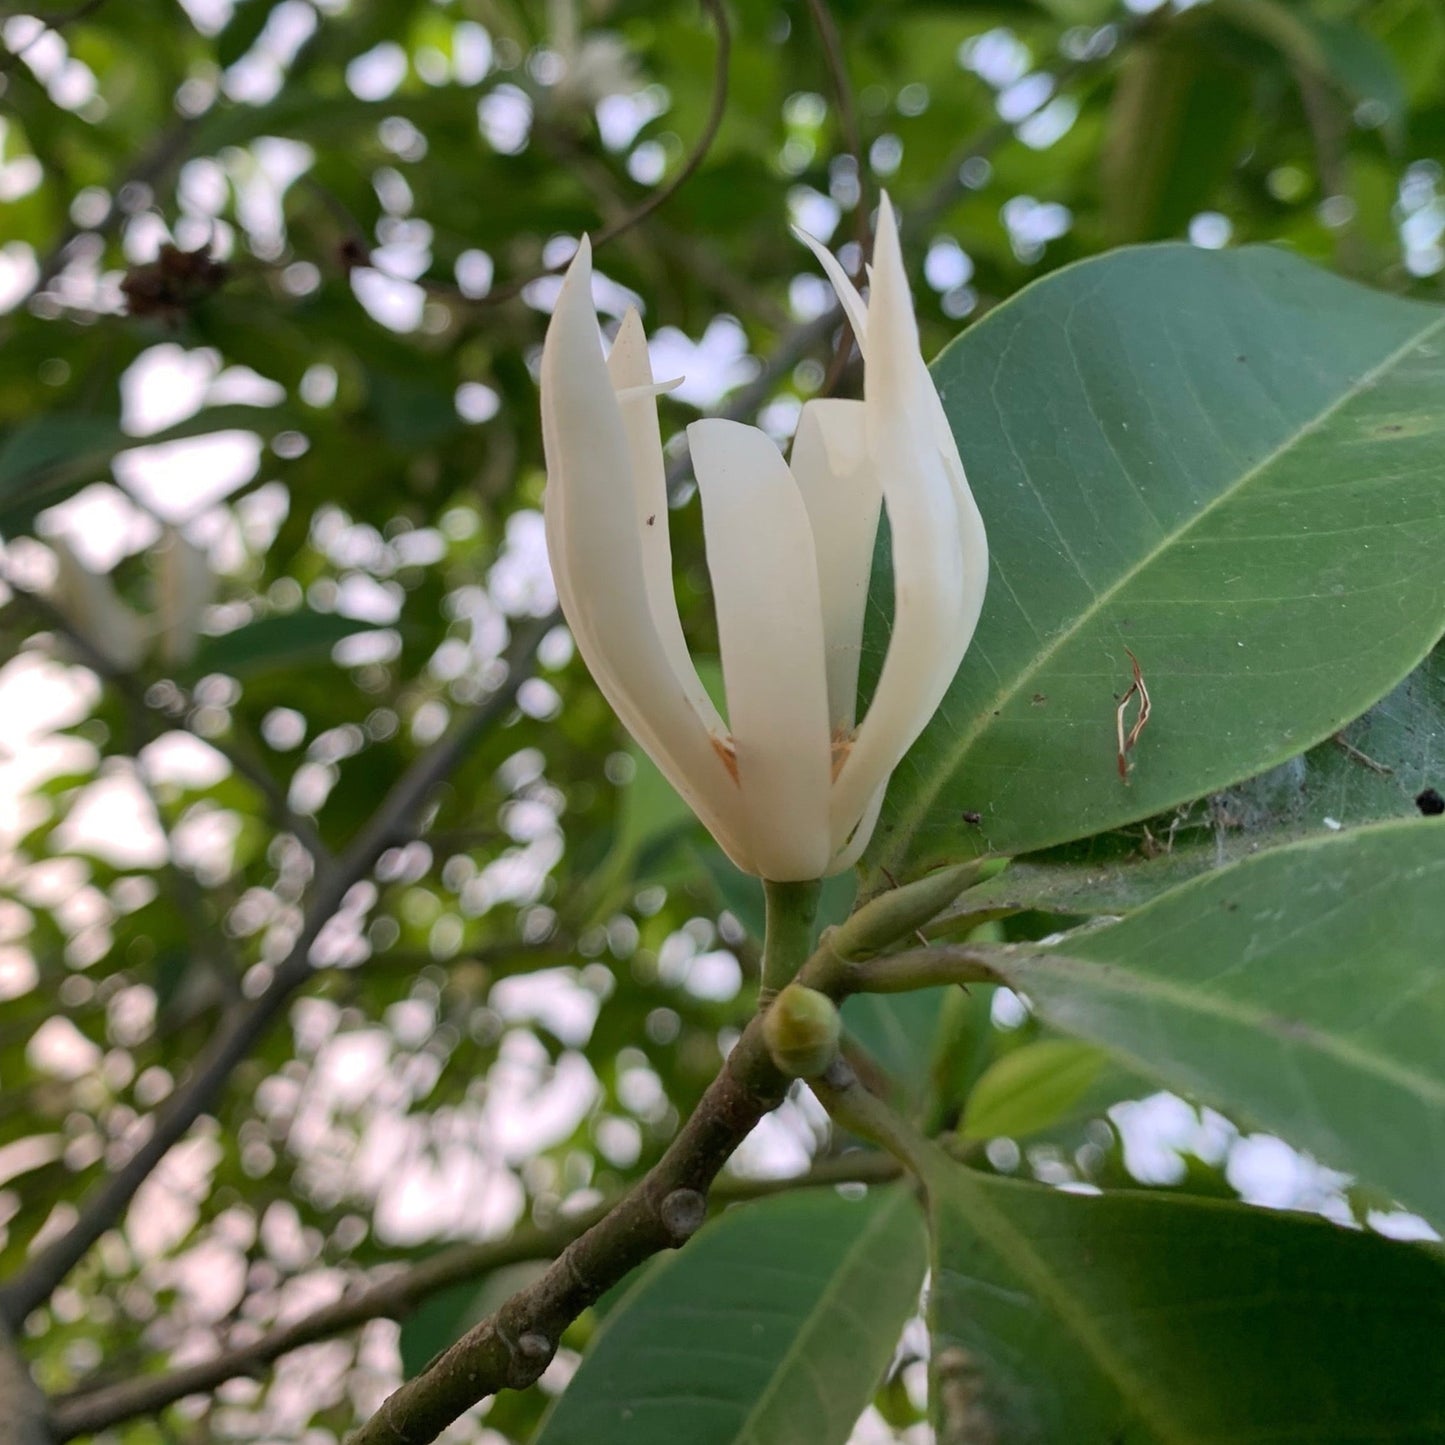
left=534, top=1189, right=927, bottom=1445
left=188, top=609, right=376, bottom=676
left=871, top=245, right=1445, bottom=876
left=960, top=1039, right=1107, bottom=1141
left=927, top=1160, right=1445, bottom=1443
left=982, top=819, right=1445, bottom=1223
left=962, top=640, right=1445, bottom=917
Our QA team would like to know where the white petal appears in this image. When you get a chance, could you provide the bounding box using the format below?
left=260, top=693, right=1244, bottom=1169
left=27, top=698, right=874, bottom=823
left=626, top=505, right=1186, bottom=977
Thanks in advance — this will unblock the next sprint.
left=153, top=527, right=214, bottom=667
left=827, top=778, right=887, bottom=874
left=48, top=537, right=148, bottom=671
left=793, top=226, right=869, bottom=357
left=832, top=192, right=986, bottom=840
left=605, top=308, right=727, bottom=739
left=689, top=418, right=833, bottom=881
left=541, top=242, right=755, bottom=872
left=789, top=398, right=880, bottom=732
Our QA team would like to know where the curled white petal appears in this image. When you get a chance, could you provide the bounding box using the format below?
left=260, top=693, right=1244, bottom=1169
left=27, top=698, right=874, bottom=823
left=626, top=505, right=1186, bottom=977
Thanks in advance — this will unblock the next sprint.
left=542, top=242, right=754, bottom=872
left=832, top=193, right=985, bottom=841
left=792, top=225, right=869, bottom=356
left=605, top=308, right=727, bottom=740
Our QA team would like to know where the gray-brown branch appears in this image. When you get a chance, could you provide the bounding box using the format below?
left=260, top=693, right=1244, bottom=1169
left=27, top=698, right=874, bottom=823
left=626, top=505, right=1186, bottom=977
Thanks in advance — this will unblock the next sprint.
left=0, top=615, right=553, bottom=1329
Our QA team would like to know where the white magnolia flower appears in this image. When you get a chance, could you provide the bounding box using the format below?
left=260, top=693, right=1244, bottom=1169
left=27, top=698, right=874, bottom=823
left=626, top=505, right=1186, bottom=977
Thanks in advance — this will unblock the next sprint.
left=47, top=527, right=214, bottom=672
left=541, top=195, right=987, bottom=881
left=48, top=536, right=148, bottom=672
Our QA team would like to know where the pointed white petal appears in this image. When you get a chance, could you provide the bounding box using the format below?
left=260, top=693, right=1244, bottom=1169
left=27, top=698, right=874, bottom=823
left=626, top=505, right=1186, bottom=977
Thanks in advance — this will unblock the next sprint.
left=831, top=191, right=986, bottom=841
left=605, top=307, right=726, bottom=739
left=689, top=418, right=833, bottom=881
left=792, top=226, right=869, bottom=357
left=542, top=244, right=755, bottom=871
left=789, top=398, right=880, bottom=732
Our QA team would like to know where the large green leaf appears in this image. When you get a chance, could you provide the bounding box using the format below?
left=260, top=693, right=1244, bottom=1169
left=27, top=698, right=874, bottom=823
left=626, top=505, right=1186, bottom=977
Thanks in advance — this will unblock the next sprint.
left=963, top=640, right=1445, bottom=917
left=533, top=1188, right=927, bottom=1445
left=927, top=1160, right=1445, bottom=1443
left=870, top=246, right=1445, bottom=876
left=979, top=819, right=1445, bottom=1224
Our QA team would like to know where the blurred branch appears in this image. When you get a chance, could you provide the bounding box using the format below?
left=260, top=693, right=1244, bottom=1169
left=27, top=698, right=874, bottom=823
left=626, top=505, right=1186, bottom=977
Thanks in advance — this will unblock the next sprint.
left=917, top=14, right=1150, bottom=230
left=1294, top=64, right=1365, bottom=273
left=346, top=1026, right=789, bottom=1445
left=0, top=613, right=554, bottom=1329
left=802, top=0, right=869, bottom=391
left=0, top=1320, right=47, bottom=1445
left=472, top=0, right=732, bottom=309
left=3, top=582, right=329, bottom=870
left=47, top=1150, right=904, bottom=1439
left=0, top=0, right=108, bottom=75
left=0, top=114, right=197, bottom=341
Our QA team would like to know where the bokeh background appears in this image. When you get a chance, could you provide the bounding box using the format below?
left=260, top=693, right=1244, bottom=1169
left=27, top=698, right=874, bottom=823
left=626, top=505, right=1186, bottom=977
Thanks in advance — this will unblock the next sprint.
left=1, top=0, right=1443, bottom=1439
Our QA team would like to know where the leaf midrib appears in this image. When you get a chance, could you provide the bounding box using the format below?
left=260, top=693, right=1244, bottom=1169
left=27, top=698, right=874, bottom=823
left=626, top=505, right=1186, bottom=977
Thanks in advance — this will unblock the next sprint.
left=882, top=308, right=1445, bottom=870
left=929, top=1161, right=1197, bottom=1445
left=732, top=1190, right=920, bottom=1445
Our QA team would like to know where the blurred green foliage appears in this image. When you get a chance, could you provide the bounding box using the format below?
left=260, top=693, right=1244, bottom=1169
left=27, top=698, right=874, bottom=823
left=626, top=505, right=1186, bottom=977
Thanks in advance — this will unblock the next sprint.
left=0, top=0, right=1443, bottom=1439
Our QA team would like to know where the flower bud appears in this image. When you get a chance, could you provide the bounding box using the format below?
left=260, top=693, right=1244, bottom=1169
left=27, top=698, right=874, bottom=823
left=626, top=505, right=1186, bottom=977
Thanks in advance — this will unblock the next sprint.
left=763, top=984, right=842, bottom=1079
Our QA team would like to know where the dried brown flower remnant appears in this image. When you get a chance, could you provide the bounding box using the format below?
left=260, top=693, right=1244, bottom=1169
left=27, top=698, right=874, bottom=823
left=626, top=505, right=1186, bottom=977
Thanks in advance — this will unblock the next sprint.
left=120, top=243, right=229, bottom=322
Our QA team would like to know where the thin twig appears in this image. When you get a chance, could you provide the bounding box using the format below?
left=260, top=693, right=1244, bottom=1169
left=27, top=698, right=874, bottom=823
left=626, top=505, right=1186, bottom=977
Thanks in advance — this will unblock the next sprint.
left=1331, top=731, right=1393, bottom=776
left=0, top=614, right=553, bottom=1329
left=4, top=581, right=331, bottom=870
left=470, top=0, right=731, bottom=309
left=341, top=877, right=998, bottom=1445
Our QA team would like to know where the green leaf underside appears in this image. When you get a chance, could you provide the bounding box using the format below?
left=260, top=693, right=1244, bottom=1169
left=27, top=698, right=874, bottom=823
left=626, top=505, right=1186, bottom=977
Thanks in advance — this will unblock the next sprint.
left=0, top=405, right=284, bottom=534
left=961, top=1039, right=1108, bottom=1141
left=964, top=640, right=1445, bottom=916
left=533, top=1188, right=927, bottom=1445
left=869, top=244, right=1445, bottom=875
left=987, top=819, right=1445, bottom=1225
left=928, top=1161, right=1445, bottom=1444
left=188, top=610, right=376, bottom=675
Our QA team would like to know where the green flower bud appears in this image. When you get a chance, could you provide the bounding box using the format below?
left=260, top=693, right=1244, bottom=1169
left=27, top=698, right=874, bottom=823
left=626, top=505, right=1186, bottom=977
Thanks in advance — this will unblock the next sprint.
left=763, top=985, right=842, bottom=1078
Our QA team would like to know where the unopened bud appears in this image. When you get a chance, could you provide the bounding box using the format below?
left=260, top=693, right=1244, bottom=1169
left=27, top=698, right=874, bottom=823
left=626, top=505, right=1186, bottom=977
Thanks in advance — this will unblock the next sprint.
left=763, top=984, right=841, bottom=1078
left=832, top=859, right=1002, bottom=961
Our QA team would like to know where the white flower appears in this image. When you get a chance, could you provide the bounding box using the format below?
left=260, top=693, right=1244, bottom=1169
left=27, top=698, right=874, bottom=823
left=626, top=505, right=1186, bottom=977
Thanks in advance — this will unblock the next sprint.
left=47, top=536, right=148, bottom=672
left=47, top=527, right=214, bottom=672
left=540, top=194, right=987, bottom=880
left=152, top=527, right=215, bottom=667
